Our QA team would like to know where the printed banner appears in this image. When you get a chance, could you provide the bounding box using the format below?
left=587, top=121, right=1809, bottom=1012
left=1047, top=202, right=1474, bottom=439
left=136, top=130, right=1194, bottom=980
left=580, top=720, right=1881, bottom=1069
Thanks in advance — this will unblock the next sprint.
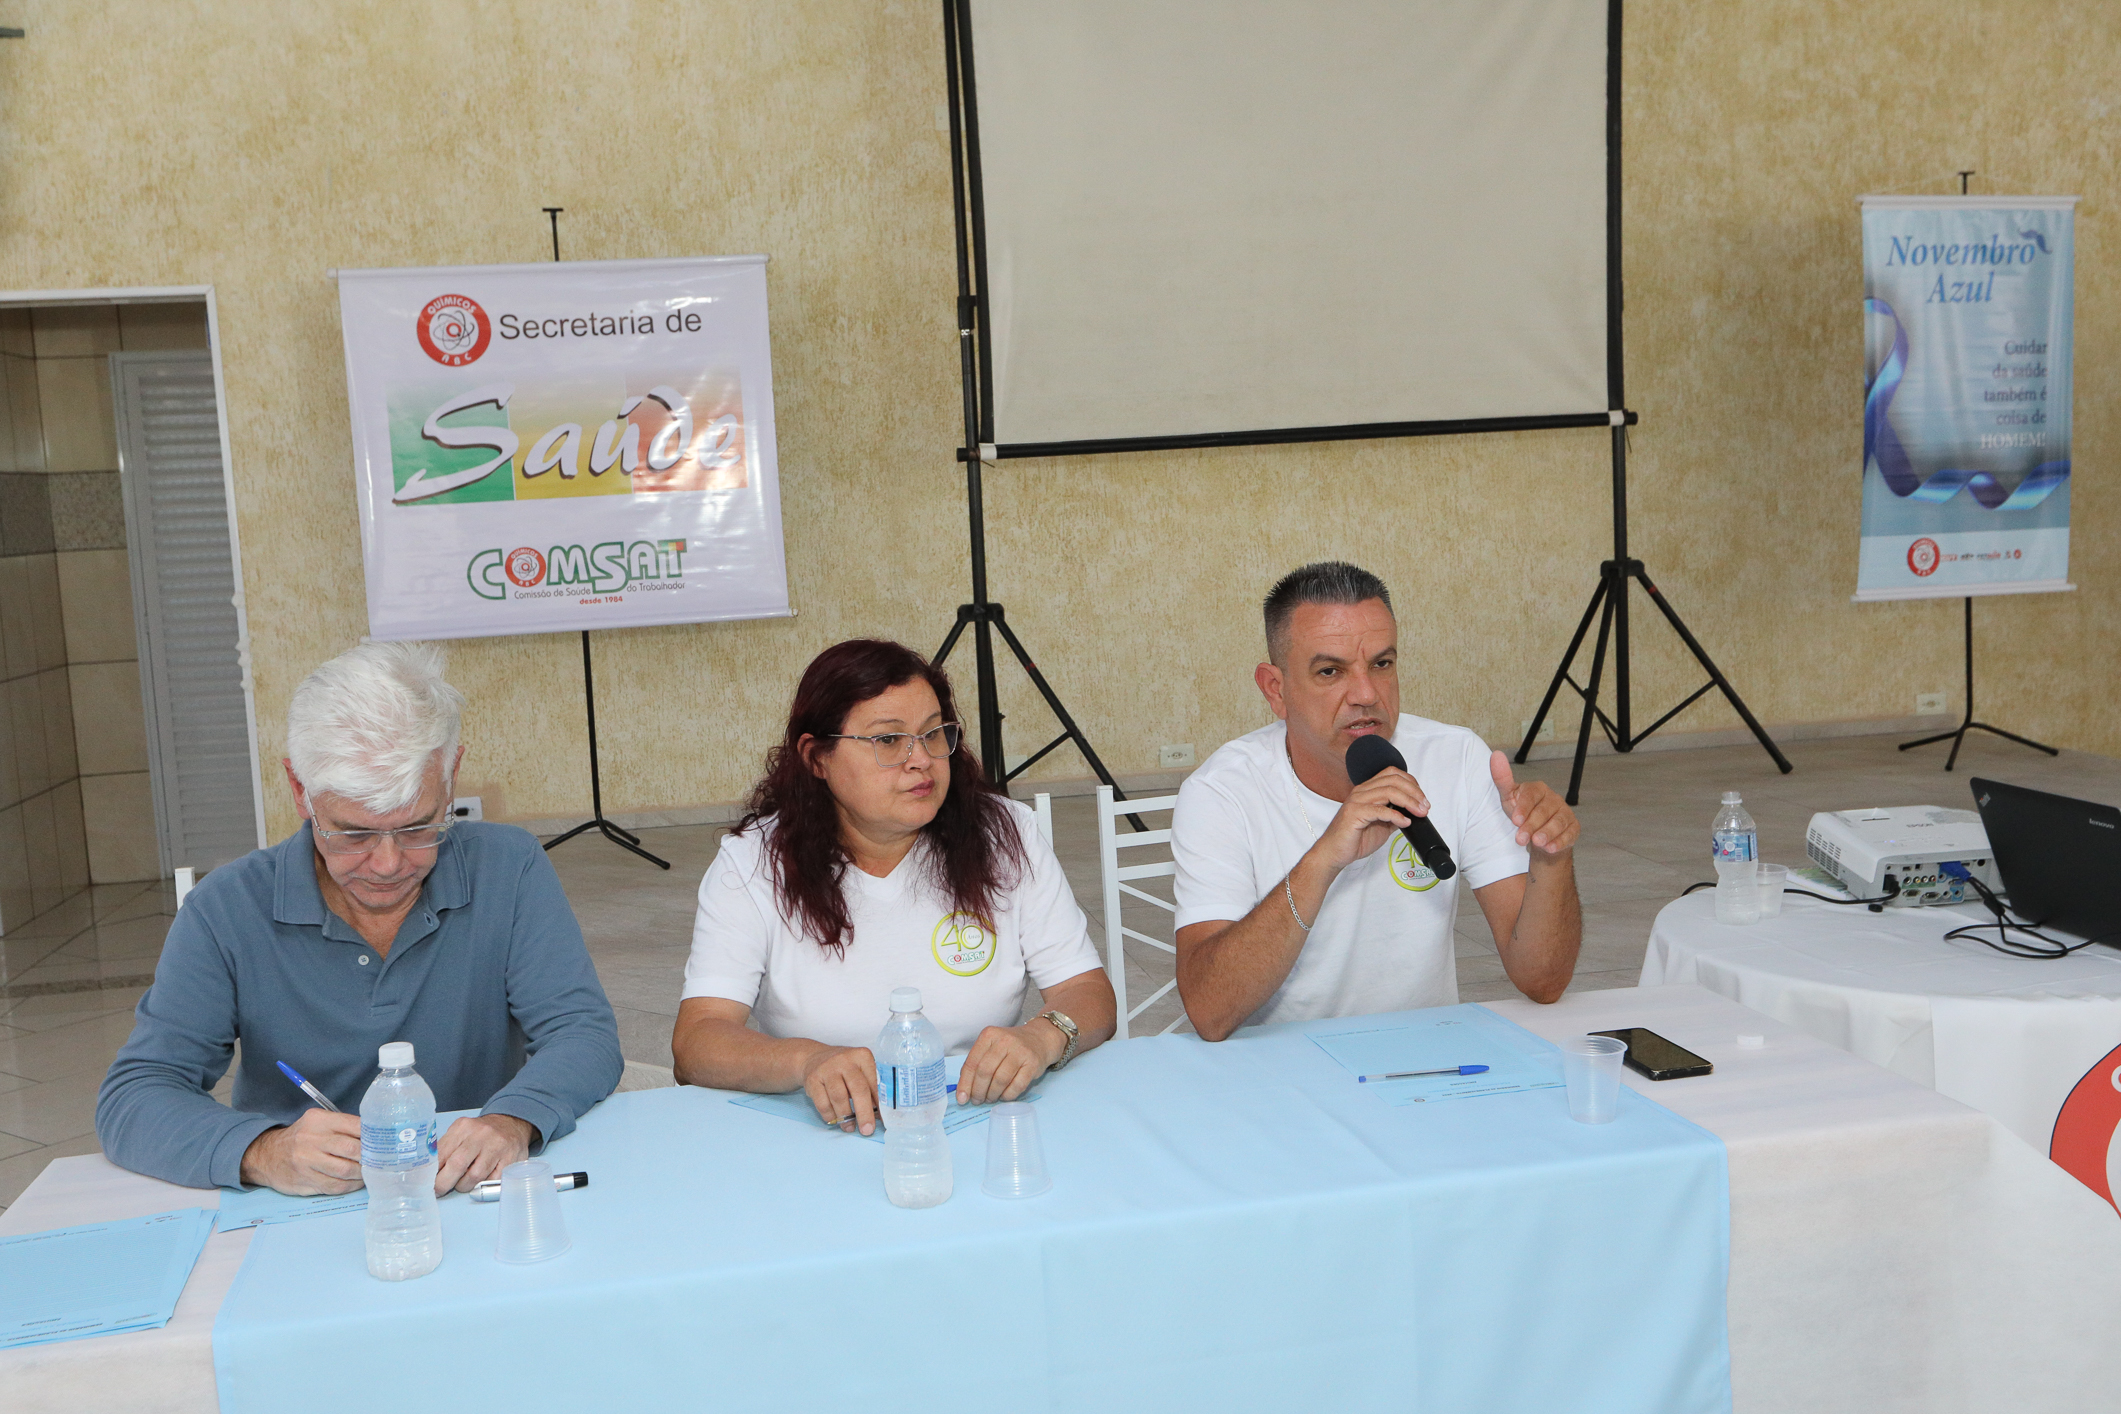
left=339, top=256, right=790, bottom=640
left=1856, top=197, right=2077, bottom=601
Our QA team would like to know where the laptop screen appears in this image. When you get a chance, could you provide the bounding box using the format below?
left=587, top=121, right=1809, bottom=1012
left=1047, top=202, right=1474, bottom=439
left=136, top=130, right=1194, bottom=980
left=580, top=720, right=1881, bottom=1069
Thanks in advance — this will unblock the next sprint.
left=1970, top=778, right=2121, bottom=943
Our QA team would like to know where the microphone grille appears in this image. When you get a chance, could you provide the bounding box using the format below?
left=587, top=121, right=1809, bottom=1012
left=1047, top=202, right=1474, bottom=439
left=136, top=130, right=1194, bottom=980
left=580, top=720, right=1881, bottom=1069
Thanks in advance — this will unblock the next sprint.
left=1344, top=732, right=1404, bottom=784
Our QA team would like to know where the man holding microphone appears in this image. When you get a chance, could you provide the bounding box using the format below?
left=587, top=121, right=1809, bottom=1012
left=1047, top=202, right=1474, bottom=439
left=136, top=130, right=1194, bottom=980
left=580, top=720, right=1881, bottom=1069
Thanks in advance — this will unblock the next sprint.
left=1172, top=562, right=1583, bottom=1041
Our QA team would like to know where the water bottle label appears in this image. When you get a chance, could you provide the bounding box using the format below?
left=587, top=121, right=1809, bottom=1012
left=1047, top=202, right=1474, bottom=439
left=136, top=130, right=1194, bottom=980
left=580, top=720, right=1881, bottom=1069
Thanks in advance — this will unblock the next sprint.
left=361, top=1118, right=435, bottom=1167
left=878, top=1058, right=945, bottom=1109
left=1712, top=829, right=1756, bottom=864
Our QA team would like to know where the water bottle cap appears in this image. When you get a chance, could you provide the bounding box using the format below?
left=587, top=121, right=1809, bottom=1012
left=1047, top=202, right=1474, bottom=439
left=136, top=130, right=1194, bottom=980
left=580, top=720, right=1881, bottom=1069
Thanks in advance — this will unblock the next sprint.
left=1721, top=791, right=1743, bottom=804
left=378, top=1041, right=415, bottom=1068
left=889, top=987, right=923, bottom=1013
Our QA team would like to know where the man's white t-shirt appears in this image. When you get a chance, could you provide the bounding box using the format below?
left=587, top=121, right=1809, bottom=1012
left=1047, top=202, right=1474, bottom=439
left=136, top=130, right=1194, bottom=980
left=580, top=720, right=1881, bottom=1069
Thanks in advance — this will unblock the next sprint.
left=683, top=799, right=1102, bottom=1053
left=1171, top=714, right=1530, bottom=1028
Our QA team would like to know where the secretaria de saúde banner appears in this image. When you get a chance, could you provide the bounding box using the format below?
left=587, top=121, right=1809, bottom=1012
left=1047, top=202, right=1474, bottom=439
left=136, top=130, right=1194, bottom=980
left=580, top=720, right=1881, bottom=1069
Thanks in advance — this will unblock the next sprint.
left=1855, top=197, right=2075, bottom=602
left=338, top=255, right=791, bottom=641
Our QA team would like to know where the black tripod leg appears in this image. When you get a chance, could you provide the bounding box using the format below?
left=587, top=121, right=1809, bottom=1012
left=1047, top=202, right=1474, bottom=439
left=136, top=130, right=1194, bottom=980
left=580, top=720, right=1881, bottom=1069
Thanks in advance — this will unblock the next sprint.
left=1634, top=569, right=1792, bottom=774
left=987, top=607, right=1148, bottom=831
left=542, top=820, right=600, bottom=850
left=1566, top=588, right=1618, bottom=806
left=1518, top=575, right=1608, bottom=765
left=599, top=821, right=670, bottom=869
left=1965, top=721, right=2060, bottom=756
left=934, top=604, right=974, bottom=669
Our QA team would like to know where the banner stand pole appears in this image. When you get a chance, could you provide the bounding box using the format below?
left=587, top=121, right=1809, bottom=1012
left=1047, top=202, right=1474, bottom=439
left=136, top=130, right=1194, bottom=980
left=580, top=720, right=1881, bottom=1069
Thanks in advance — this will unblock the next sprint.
left=533, top=206, right=670, bottom=871
left=1897, top=595, right=2058, bottom=771
left=938, top=0, right=1141, bottom=831
left=1514, top=0, right=1791, bottom=805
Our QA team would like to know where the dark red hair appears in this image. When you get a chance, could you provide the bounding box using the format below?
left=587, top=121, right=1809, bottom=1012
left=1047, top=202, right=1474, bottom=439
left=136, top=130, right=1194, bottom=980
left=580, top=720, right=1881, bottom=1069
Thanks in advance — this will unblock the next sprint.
left=738, top=639, right=1025, bottom=957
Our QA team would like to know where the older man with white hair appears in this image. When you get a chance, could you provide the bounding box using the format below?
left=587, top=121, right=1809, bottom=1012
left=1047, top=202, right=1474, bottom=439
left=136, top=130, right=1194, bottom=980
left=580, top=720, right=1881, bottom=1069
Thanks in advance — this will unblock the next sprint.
left=97, top=641, right=623, bottom=1195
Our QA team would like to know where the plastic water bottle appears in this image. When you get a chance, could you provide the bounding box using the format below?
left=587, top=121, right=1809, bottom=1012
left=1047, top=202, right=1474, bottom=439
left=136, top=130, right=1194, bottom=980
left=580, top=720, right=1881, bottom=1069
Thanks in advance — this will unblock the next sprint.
left=876, top=988, right=952, bottom=1208
left=1711, top=792, right=1758, bottom=877
left=360, top=1041, right=442, bottom=1280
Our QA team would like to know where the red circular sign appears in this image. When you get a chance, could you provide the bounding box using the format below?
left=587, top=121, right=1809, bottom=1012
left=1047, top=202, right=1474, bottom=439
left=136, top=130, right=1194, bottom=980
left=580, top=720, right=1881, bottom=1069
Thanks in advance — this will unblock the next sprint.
left=503, top=547, right=545, bottom=588
left=2050, top=1043, right=2121, bottom=1212
left=417, top=294, right=491, bottom=366
left=1907, top=537, right=1941, bottom=577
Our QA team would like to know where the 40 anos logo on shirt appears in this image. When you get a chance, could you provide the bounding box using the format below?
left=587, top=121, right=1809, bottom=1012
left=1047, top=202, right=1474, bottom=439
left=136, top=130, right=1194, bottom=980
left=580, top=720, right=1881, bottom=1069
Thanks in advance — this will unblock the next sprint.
left=1388, top=835, right=1440, bottom=892
left=932, top=912, right=996, bottom=976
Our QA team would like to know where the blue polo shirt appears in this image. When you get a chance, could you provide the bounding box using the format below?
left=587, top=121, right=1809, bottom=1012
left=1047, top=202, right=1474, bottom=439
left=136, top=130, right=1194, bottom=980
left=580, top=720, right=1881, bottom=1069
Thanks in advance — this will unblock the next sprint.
left=96, top=821, right=624, bottom=1190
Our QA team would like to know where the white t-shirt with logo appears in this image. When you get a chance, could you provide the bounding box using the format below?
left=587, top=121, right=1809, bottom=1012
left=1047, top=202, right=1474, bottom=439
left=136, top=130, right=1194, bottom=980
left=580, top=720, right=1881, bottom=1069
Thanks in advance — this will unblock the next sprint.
left=1171, top=714, right=1530, bottom=1028
left=683, top=799, right=1102, bottom=1053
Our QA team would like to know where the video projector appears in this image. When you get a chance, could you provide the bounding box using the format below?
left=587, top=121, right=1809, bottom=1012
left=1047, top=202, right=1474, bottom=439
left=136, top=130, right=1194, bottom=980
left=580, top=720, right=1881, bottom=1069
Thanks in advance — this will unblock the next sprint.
left=1803, top=806, right=2000, bottom=906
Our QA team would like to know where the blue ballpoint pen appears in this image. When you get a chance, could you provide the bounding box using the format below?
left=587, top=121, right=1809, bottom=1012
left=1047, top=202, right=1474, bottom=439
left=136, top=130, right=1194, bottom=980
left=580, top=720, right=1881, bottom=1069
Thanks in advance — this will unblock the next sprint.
left=1357, top=1065, right=1490, bottom=1082
left=276, top=1061, right=342, bottom=1112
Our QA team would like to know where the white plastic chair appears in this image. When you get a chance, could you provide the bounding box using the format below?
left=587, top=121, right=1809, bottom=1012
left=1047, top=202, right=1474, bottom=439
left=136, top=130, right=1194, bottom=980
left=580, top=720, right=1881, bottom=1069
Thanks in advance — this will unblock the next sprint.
left=1032, top=792, right=1053, bottom=846
left=1096, top=785, right=1185, bottom=1039
left=174, top=866, right=196, bottom=907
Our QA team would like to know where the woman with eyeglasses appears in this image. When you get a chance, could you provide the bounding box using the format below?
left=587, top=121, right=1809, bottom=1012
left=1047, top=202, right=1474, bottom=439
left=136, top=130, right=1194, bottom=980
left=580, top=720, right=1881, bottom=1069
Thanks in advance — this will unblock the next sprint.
left=673, top=639, right=1115, bottom=1134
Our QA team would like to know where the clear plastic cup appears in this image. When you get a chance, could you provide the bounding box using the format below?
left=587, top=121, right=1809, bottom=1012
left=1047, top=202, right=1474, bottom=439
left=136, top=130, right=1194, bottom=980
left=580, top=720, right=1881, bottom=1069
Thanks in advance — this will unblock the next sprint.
left=1755, top=863, right=1788, bottom=918
left=981, top=1102, right=1052, bottom=1199
left=1561, top=1035, right=1627, bottom=1124
left=1714, top=866, right=1760, bottom=925
left=494, top=1159, right=571, bottom=1264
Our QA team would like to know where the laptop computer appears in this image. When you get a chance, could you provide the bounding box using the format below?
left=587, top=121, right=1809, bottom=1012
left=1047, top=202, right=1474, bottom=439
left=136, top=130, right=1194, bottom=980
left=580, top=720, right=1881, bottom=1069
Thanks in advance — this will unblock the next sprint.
left=1968, top=777, right=2121, bottom=944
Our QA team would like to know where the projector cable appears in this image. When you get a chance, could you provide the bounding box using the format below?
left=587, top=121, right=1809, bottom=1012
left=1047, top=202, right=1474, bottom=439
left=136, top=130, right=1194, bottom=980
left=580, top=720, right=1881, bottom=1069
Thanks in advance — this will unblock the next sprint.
left=1681, top=877, right=1902, bottom=908
left=1940, top=870, right=2116, bottom=959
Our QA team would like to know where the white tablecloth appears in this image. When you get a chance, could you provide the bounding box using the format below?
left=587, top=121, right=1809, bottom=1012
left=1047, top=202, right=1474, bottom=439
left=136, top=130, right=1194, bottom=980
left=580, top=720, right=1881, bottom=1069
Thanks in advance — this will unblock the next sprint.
left=5, top=985, right=2120, bottom=1414
left=1643, top=891, right=2121, bottom=1177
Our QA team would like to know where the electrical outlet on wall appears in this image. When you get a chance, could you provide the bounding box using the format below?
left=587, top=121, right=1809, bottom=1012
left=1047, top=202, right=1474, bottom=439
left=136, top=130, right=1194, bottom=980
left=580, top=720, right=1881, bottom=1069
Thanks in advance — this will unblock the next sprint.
left=451, top=797, right=483, bottom=821
left=1916, top=692, right=1948, bottom=716
left=1159, top=743, right=1196, bottom=769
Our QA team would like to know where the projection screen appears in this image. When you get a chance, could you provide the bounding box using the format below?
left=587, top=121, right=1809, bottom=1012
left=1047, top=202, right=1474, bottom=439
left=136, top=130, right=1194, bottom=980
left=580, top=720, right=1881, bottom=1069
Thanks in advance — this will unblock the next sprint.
left=963, top=0, right=1613, bottom=453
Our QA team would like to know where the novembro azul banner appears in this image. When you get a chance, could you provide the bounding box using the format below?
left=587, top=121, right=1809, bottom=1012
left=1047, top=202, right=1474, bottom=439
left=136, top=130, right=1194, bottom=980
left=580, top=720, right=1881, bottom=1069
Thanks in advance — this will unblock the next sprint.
left=338, top=256, right=790, bottom=640
left=1855, top=197, right=2077, bottom=602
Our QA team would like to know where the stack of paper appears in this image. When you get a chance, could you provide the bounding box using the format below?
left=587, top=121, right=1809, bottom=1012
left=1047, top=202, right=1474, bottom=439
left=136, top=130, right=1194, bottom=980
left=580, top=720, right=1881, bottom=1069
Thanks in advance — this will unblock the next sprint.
left=216, top=1186, right=370, bottom=1233
left=0, top=1207, right=217, bottom=1348
left=1307, top=1005, right=1566, bottom=1104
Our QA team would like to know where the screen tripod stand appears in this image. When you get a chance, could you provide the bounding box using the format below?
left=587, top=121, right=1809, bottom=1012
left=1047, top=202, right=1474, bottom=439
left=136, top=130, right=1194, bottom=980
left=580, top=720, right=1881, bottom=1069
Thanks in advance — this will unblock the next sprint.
left=1516, top=423, right=1792, bottom=804
left=1514, top=10, right=1787, bottom=805
left=935, top=1, right=1136, bottom=823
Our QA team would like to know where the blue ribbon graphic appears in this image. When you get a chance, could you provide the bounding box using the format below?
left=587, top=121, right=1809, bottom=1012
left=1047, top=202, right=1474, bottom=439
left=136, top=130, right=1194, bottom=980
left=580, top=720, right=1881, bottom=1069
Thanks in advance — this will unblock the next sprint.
left=1863, top=296, right=2067, bottom=510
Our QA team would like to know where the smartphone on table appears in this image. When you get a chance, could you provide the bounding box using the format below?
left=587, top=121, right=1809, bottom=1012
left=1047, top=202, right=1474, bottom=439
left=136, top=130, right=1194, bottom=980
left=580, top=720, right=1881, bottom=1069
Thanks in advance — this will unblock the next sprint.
left=1589, top=1028, right=1714, bottom=1081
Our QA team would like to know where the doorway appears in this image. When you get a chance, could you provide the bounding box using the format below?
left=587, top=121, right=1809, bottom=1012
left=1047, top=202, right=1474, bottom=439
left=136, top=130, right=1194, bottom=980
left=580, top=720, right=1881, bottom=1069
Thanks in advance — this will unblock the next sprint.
left=0, top=291, right=261, bottom=939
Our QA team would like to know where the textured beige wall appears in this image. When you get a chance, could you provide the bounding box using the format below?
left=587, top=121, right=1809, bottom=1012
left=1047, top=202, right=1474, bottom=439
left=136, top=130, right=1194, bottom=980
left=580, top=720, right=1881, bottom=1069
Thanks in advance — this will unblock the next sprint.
left=0, top=1, right=2110, bottom=844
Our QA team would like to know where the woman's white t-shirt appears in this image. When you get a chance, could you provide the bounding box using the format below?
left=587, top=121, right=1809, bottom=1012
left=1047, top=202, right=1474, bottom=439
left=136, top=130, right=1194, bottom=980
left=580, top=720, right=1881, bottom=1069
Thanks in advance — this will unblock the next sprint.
left=1171, top=715, right=1530, bottom=1028
left=682, top=799, right=1102, bottom=1053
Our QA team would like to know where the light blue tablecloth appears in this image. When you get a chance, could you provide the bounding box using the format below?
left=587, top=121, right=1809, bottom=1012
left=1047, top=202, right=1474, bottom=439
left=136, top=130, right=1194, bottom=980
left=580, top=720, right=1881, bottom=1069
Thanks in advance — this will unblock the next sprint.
left=212, top=1005, right=1730, bottom=1414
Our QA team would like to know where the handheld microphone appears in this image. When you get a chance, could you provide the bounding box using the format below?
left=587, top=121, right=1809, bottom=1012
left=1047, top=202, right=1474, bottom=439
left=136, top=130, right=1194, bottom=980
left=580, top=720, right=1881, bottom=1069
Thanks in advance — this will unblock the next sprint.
left=1345, top=734, right=1457, bottom=880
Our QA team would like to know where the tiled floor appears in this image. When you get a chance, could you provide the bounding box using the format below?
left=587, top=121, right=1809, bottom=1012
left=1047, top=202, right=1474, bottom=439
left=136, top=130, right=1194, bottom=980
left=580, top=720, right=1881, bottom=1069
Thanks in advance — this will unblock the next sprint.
left=5, top=726, right=2119, bottom=1210
left=0, top=880, right=181, bottom=1209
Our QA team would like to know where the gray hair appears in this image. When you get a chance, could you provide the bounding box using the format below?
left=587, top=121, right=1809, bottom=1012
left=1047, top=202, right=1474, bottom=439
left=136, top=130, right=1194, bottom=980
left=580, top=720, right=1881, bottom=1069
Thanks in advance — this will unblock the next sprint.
left=1263, top=561, right=1393, bottom=665
left=286, top=641, right=464, bottom=813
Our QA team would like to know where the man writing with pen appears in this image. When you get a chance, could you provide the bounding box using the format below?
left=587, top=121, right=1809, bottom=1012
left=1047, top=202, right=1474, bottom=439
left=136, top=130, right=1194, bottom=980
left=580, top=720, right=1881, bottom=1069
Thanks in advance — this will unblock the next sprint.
left=96, top=642, right=622, bottom=1196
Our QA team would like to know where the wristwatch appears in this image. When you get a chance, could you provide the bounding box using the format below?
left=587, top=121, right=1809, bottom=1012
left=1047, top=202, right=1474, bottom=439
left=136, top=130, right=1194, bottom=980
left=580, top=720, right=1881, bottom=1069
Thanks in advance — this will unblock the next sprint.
left=1036, top=1009, right=1081, bottom=1070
